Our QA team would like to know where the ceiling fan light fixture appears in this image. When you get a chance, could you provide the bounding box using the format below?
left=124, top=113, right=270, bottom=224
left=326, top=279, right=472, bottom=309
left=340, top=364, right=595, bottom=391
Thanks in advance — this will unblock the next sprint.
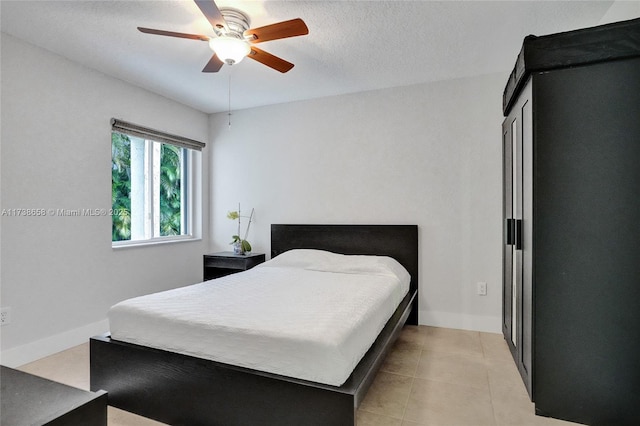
left=138, top=2, right=307, bottom=73
left=209, top=36, right=250, bottom=65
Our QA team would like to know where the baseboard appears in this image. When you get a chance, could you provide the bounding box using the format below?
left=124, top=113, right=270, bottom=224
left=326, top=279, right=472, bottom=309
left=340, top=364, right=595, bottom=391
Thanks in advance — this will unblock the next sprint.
left=0, top=319, right=109, bottom=368
left=419, top=310, right=501, bottom=333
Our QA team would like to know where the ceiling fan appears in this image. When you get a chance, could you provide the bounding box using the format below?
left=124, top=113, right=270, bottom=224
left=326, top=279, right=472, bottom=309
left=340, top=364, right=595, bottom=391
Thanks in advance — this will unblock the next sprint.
left=138, top=0, right=309, bottom=73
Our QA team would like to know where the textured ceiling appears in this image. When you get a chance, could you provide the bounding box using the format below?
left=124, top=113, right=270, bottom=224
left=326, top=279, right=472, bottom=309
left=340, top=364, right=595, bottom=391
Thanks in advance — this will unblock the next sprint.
left=1, top=1, right=613, bottom=114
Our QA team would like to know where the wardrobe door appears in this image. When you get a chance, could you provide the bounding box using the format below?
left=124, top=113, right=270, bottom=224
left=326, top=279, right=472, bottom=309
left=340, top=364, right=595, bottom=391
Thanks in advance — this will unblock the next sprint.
left=503, top=79, right=533, bottom=398
left=519, top=80, right=533, bottom=399
left=503, top=104, right=523, bottom=356
left=502, top=116, right=515, bottom=354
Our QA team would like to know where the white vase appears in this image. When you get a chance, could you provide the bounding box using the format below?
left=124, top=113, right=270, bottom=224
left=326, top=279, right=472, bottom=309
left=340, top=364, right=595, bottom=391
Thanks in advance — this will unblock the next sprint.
left=232, top=241, right=244, bottom=255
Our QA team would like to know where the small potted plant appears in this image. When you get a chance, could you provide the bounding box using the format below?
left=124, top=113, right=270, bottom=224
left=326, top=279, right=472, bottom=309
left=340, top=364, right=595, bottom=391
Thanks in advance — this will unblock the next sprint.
left=227, top=204, right=254, bottom=255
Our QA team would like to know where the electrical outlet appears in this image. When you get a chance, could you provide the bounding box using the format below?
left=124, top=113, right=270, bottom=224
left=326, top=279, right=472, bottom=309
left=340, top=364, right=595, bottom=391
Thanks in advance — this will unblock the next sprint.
left=0, top=307, right=11, bottom=326
left=477, top=282, right=487, bottom=296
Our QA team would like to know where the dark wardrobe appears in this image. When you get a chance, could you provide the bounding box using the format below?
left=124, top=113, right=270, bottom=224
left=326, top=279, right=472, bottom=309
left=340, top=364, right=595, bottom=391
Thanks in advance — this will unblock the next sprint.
left=502, top=18, right=640, bottom=426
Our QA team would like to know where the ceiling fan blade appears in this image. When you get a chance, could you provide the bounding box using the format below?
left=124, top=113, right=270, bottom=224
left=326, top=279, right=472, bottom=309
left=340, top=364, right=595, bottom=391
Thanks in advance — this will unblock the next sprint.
left=244, top=18, right=308, bottom=43
left=138, top=27, right=209, bottom=42
left=247, top=47, right=294, bottom=73
left=202, top=54, right=224, bottom=73
left=194, top=0, right=227, bottom=31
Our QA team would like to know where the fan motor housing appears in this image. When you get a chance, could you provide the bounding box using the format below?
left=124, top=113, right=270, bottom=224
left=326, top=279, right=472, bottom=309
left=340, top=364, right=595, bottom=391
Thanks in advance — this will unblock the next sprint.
left=218, top=7, right=251, bottom=38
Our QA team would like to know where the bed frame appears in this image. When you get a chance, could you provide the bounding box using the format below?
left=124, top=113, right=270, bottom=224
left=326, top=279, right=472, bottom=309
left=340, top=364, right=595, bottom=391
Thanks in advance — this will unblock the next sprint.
left=90, top=224, right=418, bottom=425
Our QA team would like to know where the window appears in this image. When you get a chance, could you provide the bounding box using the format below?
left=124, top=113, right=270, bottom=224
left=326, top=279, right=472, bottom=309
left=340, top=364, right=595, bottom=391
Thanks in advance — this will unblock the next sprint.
left=111, top=119, right=204, bottom=246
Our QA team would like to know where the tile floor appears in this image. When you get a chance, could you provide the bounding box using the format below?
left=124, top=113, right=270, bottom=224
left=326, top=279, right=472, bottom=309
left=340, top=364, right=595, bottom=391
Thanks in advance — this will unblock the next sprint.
left=17, top=326, right=581, bottom=425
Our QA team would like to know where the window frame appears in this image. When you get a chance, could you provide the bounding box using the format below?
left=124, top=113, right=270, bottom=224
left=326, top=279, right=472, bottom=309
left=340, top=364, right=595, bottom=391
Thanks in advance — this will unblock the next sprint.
left=110, top=119, right=204, bottom=249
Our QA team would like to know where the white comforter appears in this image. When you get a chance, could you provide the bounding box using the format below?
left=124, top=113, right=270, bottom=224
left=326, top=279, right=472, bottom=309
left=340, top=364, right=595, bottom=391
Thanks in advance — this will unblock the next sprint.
left=108, top=249, right=410, bottom=386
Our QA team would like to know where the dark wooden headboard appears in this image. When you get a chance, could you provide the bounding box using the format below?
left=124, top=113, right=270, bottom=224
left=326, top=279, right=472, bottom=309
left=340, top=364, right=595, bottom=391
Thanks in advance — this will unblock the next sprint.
left=271, top=224, right=418, bottom=325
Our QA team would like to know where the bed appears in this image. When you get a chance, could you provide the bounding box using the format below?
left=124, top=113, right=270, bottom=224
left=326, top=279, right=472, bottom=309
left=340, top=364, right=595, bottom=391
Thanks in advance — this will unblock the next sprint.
left=90, top=224, right=418, bottom=425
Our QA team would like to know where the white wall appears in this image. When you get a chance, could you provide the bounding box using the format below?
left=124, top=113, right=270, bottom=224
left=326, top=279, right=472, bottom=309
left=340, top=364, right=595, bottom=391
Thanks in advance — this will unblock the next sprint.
left=0, top=34, right=210, bottom=366
left=209, top=72, right=506, bottom=332
left=599, top=0, right=640, bottom=24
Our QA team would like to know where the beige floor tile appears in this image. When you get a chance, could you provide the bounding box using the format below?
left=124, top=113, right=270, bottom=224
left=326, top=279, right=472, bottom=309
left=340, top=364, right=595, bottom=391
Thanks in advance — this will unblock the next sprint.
left=108, top=407, right=167, bottom=426
left=359, top=371, right=414, bottom=419
left=421, top=326, right=484, bottom=357
left=492, top=393, right=538, bottom=426
left=533, top=415, right=583, bottom=426
left=357, top=410, right=403, bottom=426
left=380, top=340, right=422, bottom=377
left=480, top=332, right=513, bottom=362
left=18, top=343, right=90, bottom=390
left=491, top=391, right=578, bottom=426
left=486, top=358, right=578, bottom=426
left=404, top=378, right=496, bottom=426
left=414, top=350, right=489, bottom=391
left=486, top=358, right=531, bottom=402
left=397, top=325, right=426, bottom=349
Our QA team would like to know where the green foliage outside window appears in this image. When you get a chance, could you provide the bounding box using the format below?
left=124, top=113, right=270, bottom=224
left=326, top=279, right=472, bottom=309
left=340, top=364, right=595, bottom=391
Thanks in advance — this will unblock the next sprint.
left=111, top=132, right=183, bottom=241
left=112, top=133, right=131, bottom=241
left=159, top=144, right=182, bottom=236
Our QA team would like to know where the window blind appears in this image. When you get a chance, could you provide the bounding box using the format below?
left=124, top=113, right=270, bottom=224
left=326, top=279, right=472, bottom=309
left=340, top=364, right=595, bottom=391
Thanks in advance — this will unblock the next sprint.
left=111, top=118, right=206, bottom=151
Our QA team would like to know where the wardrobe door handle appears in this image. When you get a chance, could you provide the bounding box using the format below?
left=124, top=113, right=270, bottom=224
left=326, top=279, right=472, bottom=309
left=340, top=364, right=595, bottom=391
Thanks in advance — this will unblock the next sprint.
left=515, top=219, right=523, bottom=250
left=506, top=218, right=514, bottom=245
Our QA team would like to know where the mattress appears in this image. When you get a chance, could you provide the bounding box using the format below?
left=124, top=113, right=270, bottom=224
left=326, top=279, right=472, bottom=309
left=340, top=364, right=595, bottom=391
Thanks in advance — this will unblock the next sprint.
left=108, top=249, right=410, bottom=386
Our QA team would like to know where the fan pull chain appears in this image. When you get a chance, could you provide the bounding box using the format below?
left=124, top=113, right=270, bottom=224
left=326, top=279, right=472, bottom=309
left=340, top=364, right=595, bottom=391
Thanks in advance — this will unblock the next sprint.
left=228, top=74, right=232, bottom=128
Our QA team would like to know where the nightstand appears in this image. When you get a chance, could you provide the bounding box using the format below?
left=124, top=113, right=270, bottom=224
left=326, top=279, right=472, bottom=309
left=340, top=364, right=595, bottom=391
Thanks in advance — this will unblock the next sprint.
left=203, top=251, right=266, bottom=281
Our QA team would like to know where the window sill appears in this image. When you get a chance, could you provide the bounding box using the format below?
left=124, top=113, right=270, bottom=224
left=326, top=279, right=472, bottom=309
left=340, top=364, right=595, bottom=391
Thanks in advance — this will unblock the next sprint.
left=112, top=235, right=201, bottom=250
